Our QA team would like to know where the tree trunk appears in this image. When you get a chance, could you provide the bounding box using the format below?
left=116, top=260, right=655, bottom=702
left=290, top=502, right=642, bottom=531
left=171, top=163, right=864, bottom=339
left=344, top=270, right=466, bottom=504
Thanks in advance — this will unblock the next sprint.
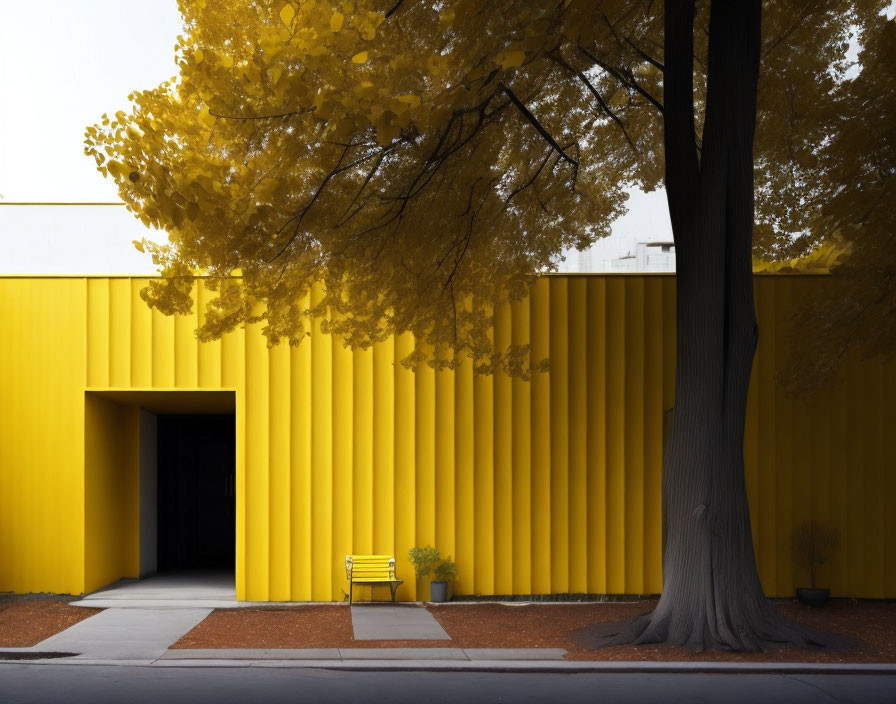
left=575, top=0, right=826, bottom=652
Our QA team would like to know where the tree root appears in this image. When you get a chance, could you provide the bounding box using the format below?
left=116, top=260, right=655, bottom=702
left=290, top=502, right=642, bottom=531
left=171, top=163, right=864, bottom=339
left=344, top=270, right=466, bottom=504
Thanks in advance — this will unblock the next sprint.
left=570, top=602, right=859, bottom=654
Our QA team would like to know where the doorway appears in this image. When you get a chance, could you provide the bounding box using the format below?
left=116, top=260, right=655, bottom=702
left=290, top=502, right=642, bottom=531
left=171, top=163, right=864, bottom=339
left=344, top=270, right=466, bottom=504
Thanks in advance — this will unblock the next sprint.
left=83, top=390, right=236, bottom=595
left=157, top=414, right=235, bottom=572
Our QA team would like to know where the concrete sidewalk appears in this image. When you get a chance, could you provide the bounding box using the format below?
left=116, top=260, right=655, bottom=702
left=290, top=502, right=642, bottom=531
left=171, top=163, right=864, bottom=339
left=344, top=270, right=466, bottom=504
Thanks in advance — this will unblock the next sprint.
left=28, top=607, right=212, bottom=660
left=3, top=650, right=896, bottom=675
left=3, top=576, right=894, bottom=675
left=158, top=647, right=567, bottom=661
left=351, top=605, right=451, bottom=640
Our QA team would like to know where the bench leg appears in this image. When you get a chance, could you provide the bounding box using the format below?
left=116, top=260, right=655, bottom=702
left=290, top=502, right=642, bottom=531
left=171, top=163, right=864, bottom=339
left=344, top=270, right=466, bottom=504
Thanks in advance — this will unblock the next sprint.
left=349, top=583, right=353, bottom=605
left=390, top=583, right=398, bottom=602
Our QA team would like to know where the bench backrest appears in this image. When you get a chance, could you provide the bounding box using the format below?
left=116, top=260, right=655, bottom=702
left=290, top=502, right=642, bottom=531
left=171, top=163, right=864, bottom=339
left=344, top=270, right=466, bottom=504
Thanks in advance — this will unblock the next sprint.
left=346, top=554, right=397, bottom=581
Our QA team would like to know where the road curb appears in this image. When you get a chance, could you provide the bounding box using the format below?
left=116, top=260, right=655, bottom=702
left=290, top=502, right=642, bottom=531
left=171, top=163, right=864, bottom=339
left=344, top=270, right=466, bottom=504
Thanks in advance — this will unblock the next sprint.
left=3, top=655, right=895, bottom=675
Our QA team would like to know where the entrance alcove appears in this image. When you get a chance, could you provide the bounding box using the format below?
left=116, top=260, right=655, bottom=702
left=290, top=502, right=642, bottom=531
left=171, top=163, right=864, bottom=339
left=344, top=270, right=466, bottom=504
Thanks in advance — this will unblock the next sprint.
left=83, top=390, right=236, bottom=595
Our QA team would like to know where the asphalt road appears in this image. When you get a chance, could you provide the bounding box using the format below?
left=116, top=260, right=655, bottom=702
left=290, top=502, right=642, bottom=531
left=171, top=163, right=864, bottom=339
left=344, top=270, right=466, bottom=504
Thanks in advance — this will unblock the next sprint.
left=1, top=665, right=895, bottom=704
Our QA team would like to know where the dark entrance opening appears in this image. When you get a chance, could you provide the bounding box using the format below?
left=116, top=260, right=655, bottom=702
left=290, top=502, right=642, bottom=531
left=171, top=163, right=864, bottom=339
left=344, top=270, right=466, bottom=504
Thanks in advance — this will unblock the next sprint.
left=157, top=414, right=235, bottom=572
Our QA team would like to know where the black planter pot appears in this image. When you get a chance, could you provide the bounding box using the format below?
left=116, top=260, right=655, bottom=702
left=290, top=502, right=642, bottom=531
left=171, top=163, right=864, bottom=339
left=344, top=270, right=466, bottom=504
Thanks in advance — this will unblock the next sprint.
left=430, top=581, right=448, bottom=603
left=796, top=587, right=830, bottom=607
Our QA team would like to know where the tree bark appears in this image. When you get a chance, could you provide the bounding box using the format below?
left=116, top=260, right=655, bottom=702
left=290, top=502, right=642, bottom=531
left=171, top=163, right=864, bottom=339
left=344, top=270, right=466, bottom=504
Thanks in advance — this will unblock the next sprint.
left=575, top=0, right=827, bottom=652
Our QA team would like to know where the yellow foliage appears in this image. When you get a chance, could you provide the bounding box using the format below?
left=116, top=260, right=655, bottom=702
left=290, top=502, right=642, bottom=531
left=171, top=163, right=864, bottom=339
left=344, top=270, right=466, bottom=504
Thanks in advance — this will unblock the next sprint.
left=752, top=241, right=849, bottom=275
left=498, top=49, right=526, bottom=69
left=279, top=4, right=296, bottom=29
left=84, top=0, right=883, bottom=374
left=330, top=11, right=344, bottom=31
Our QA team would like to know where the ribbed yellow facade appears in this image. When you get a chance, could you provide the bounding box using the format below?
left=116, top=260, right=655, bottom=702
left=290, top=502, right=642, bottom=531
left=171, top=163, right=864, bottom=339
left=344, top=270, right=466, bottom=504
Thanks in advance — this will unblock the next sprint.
left=0, top=275, right=893, bottom=600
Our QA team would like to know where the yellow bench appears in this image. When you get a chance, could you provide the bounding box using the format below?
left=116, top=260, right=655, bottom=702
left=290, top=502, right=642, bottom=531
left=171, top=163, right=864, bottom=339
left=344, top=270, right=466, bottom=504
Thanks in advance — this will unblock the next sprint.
left=345, top=555, right=404, bottom=604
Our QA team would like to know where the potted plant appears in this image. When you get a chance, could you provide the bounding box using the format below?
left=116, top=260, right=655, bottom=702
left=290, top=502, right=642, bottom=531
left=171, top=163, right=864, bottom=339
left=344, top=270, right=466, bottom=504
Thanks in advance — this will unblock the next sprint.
left=431, top=559, right=458, bottom=603
left=792, top=521, right=840, bottom=607
left=408, top=545, right=441, bottom=598
left=408, top=546, right=457, bottom=602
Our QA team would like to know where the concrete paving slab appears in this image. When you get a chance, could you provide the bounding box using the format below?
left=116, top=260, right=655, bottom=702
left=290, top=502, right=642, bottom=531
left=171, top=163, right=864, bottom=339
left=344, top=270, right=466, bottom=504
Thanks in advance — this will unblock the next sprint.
left=464, top=648, right=568, bottom=660
left=34, top=607, right=211, bottom=660
left=71, top=572, right=235, bottom=609
left=159, top=649, right=342, bottom=660
left=352, top=625, right=450, bottom=640
left=339, top=648, right=467, bottom=660
left=352, top=610, right=440, bottom=623
left=71, top=599, right=244, bottom=609
left=350, top=605, right=451, bottom=640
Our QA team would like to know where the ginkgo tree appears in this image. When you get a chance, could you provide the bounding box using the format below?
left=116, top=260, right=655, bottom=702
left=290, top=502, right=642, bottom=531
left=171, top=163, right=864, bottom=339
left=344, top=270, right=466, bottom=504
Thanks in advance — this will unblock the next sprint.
left=779, top=16, right=896, bottom=395
left=87, top=0, right=888, bottom=651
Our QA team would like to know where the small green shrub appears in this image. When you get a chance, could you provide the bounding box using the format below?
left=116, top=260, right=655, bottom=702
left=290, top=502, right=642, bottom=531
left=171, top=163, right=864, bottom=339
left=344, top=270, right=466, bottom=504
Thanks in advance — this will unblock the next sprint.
left=408, top=545, right=441, bottom=578
left=433, top=559, right=458, bottom=583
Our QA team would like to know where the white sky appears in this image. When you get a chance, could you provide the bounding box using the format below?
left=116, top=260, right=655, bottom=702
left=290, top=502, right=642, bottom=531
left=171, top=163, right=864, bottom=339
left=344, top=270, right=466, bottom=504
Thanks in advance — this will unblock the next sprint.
left=0, top=0, right=671, bottom=274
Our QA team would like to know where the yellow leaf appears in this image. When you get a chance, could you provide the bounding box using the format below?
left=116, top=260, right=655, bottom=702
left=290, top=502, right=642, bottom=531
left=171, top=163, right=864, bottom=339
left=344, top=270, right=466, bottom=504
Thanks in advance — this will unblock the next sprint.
left=193, top=48, right=204, bottom=64
left=107, top=160, right=126, bottom=178
left=351, top=51, right=368, bottom=64
left=268, top=64, right=284, bottom=87
left=439, top=8, right=455, bottom=30
left=330, top=11, right=344, bottom=31
left=359, top=80, right=374, bottom=88
left=500, top=50, right=526, bottom=69
left=219, top=54, right=234, bottom=68
left=376, top=123, right=399, bottom=146
left=396, top=94, right=421, bottom=107
left=198, top=104, right=216, bottom=128
left=133, top=239, right=145, bottom=253
left=279, top=3, right=295, bottom=28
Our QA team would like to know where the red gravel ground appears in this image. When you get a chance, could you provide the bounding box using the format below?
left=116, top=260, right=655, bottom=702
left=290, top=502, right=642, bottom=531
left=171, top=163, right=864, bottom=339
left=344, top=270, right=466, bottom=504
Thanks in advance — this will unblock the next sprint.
left=171, top=599, right=896, bottom=662
left=0, top=598, right=101, bottom=647
left=172, top=604, right=453, bottom=650
left=428, top=600, right=896, bottom=662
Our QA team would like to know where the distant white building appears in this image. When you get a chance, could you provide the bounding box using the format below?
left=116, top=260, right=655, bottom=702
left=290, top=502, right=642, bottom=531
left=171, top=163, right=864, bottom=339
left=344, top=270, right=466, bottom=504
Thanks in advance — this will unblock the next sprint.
left=606, top=241, right=676, bottom=273
left=558, top=239, right=676, bottom=273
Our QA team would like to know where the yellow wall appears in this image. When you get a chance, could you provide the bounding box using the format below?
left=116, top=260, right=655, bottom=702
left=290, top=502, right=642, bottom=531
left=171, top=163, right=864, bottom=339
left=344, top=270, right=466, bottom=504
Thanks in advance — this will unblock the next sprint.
left=0, top=279, right=86, bottom=594
left=84, top=396, right=140, bottom=593
left=0, top=275, right=893, bottom=599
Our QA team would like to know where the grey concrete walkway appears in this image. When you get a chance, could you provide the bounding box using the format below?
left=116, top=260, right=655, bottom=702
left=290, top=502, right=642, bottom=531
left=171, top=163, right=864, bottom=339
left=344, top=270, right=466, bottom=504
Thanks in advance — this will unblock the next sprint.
left=71, top=571, right=237, bottom=609
left=33, top=607, right=211, bottom=660
left=350, top=605, right=451, bottom=640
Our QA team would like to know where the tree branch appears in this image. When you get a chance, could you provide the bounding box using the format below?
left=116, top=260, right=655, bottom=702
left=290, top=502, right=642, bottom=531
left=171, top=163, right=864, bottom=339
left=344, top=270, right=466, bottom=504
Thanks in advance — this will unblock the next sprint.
left=663, top=0, right=699, bottom=237
left=547, top=51, right=638, bottom=156
left=578, top=45, right=665, bottom=114
left=625, top=36, right=665, bottom=71
left=209, top=107, right=314, bottom=121
left=500, top=83, right=579, bottom=166
left=504, top=149, right=553, bottom=206
left=762, top=1, right=823, bottom=59
left=267, top=143, right=353, bottom=261
left=384, top=0, right=406, bottom=19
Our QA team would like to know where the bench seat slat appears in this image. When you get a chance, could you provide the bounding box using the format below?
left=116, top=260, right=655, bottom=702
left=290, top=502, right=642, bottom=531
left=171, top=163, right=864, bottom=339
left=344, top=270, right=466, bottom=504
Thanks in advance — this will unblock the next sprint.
left=351, top=579, right=402, bottom=584
left=352, top=570, right=392, bottom=576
